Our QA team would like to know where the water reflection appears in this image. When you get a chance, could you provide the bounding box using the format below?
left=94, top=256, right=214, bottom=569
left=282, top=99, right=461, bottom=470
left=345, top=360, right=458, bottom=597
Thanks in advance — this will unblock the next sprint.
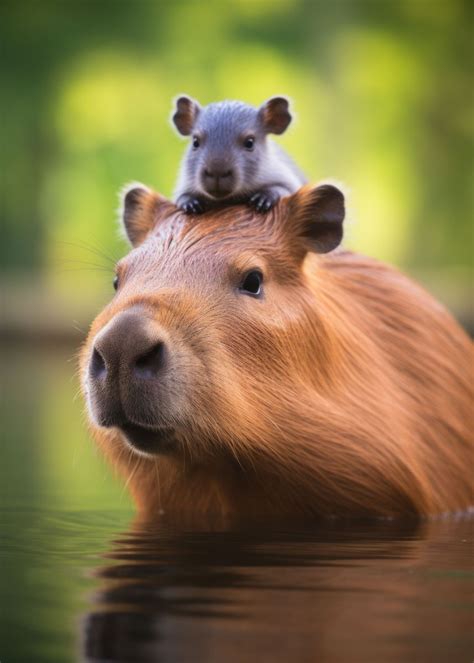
left=83, top=517, right=473, bottom=662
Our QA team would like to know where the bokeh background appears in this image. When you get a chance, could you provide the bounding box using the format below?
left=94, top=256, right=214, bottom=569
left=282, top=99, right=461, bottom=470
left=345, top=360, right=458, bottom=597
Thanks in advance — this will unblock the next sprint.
left=1, top=0, right=472, bottom=508
left=1, top=4, right=473, bottom=659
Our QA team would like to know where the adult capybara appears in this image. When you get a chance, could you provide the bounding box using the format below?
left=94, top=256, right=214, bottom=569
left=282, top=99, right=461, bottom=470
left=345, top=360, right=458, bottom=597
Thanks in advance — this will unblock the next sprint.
left=81, top=183, right=473, bottom=519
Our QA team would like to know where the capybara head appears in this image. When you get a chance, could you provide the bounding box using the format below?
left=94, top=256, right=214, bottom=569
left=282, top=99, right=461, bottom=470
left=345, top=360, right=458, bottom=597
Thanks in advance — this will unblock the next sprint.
left=81, top=183, right=473, bottom=519
left=172, top=95, right=292, bottom=199
left=84, top=183, right=343, bottom=455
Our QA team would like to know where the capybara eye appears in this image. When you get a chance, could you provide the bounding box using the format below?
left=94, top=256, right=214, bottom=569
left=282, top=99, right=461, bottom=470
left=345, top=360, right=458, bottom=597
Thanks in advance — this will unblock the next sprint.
left=113, top=275, right=119, bottom=291
left=192, top=136, right=200, bottom=149
left=240, top=270, right=263, bottom=296
left=243, top=136, right=255, bottom=150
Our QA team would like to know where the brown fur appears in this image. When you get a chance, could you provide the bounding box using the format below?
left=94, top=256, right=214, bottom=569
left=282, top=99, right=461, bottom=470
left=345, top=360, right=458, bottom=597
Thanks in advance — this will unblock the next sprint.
left=81, top=186, right=473, bottom=519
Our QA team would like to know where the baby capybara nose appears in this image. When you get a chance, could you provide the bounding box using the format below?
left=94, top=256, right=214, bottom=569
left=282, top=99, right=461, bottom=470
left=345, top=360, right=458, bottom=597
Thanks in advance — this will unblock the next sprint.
left=202, top=160, right=234, bottom=198
left=204, top=167, right=233, bottom=179
left=89, top=310, right=164, bottom=382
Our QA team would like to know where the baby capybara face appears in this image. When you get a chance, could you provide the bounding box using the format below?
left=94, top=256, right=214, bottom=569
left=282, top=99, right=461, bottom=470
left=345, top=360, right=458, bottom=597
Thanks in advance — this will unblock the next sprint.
left=81, top=184, right=344, bottom=459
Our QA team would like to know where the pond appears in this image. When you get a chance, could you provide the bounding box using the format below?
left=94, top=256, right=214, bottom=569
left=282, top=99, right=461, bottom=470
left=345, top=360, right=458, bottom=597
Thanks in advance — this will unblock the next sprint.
left=1, top=344, right=473, bottom=662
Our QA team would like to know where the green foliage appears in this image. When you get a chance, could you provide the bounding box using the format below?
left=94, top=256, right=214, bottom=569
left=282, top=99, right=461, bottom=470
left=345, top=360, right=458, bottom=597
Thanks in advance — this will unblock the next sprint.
left=1, top=0, right=472, bottom=306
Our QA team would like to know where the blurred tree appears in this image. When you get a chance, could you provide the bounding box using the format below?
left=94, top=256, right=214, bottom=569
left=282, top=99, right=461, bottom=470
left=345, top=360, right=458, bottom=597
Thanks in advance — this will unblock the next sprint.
left=1, top=0, right=472, bottom=316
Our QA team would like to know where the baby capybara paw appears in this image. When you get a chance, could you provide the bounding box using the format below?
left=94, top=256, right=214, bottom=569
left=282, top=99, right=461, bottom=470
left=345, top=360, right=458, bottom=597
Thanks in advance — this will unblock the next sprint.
left=178, top=195, right=206, bottom=215
left=249, top=190, right=279, bottom=213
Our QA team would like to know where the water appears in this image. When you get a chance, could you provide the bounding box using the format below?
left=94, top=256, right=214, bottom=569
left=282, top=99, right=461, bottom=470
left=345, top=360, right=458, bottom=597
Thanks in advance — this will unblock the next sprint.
left=1, top=345, right=473, bottom=662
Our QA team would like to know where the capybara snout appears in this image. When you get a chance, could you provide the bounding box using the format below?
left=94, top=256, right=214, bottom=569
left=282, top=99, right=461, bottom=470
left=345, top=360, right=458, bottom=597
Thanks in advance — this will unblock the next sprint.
left=87, top=309, right=164, bottom=454
left=91, top=308, right=165, bottom=383
left=86, top=299, right=207, bottom=455
left=88, top=307, right=166, bottom=426
left=87, top=306, right=169, bottom=444
left=81, top=183, right=473, bottom=518
left=85, top=283, right=229, bottom=456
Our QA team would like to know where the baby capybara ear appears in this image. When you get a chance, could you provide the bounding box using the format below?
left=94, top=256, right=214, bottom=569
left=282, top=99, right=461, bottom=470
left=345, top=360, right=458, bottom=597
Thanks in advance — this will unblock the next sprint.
left=172, top=95, right=201, bottom=135
left=288, top=184, right=345, bottom=254
left=258, top=96, right=292, bottom=135
left=120, top=184, right=162, bottom=247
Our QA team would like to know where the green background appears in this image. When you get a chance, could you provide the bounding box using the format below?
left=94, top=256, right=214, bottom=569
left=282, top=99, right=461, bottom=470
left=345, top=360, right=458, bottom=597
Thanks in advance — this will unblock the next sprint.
left=3, top=0, right=473, bottom=321
left=0, top=6, right=472, bottom=660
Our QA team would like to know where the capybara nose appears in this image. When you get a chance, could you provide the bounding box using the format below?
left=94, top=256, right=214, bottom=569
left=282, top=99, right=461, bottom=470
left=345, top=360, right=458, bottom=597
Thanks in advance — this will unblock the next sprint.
left=204, top=167, right=233, bottom=179
left=89, top=310, right=165, bottom=382
left=202, top=162, right=234, bottom=198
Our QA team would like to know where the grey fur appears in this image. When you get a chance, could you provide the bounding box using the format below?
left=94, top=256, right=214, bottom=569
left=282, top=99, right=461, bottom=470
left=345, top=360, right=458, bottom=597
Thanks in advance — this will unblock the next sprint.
left=172, top=96, right=307, bottom=214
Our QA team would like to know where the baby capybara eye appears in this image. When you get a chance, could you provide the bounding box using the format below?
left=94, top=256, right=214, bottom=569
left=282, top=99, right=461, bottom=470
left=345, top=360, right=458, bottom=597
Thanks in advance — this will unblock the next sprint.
left=240, top=270, right=263, bottom=296
left=243, top=136, right=255, bottom=150
left=192, top=136, right=200, bottom=149
left=113, top=275, right=119, bottom=291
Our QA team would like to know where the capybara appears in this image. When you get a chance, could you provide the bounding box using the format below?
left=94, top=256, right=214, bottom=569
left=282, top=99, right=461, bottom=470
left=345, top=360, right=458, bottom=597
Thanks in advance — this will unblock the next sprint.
left=172, top=95, right=306, bottom=213
left=81, top=183, right=473, bottom=519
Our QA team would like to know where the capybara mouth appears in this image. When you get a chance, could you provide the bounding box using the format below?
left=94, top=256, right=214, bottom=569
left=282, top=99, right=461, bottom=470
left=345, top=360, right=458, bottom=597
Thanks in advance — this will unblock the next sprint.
left=119, top=423, right=175, bottom=455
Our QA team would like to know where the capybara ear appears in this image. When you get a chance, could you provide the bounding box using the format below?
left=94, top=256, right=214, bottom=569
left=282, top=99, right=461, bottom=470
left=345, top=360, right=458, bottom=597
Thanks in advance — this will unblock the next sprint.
left=120, top=184, right=164, bottom=247
left=258, top=96, right=292, bottom=135
left=288, top=184, right=345, bottom=254
left=172, top=95, right=201, bottom=136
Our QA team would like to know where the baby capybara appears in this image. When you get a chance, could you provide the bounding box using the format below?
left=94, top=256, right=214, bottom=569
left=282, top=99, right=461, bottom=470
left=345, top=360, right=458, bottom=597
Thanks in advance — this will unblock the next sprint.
left=81, top=183, right=473, bottom=519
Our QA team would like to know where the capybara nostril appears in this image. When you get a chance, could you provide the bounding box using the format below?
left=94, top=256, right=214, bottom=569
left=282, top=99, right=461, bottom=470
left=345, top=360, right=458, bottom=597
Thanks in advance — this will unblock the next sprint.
left=89, top=347, right=106, bottom=380
left=133, top=342, right=164, bottom=379
left=221, top=170, right=233, bottom=179
left=89, top=309, right=165, bottom=386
